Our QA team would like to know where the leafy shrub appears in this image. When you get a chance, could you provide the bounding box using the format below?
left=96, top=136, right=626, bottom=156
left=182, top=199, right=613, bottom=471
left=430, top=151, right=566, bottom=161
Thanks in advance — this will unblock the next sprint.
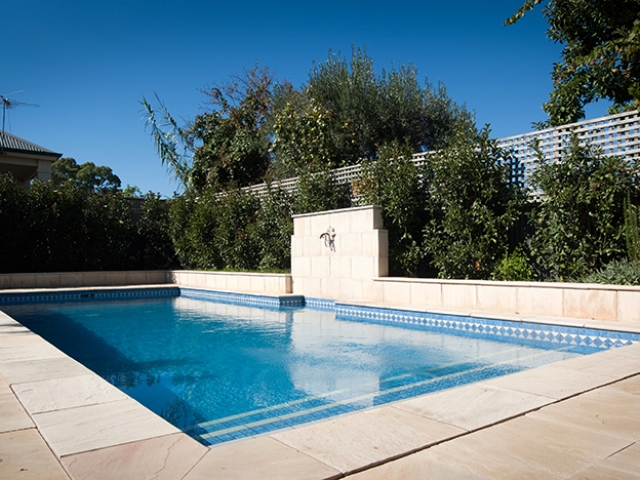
left=169, top=192, right=221, bottom=270
left=135, top=193, right=177, bottom=269
left=624, top=196, right=640, bottom=264
left=256, top=186, right=293, bottom=271
left=491, top=248, right=534, bottom=281
left=359, top=141, right=429, bottom=276
left=213, top=190, right=260, bottom=271
left=83, top=191, right=134, bottom=271
left=581, top=258, right=640, bottom=285
left=0, top=175, right=29, bottom=272
left=0, top=176, right=151, bottom=273
left=423, top=123, right=525, bottom=279
left=530, top=136, right=639, bottom=281
left=168, top=189, right=262, bottom=272
left=294, top=167, right=351, bottom=214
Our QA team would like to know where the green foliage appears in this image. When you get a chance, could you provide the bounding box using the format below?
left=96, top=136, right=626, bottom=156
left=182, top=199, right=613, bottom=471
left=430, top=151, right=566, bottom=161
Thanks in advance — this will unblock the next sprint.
left=167, top=189, right=262, bottom=271
left=581, top=258, right=640, bottom=285
left=423, top=124, right=525, bottom=279
left=359, top=141, right=429, bottom=276
left=144, top=49, right=469, bottom=190
left=52, top=157, right=122, bottom=193
left=268, top=89, right=338, bottom=177
left=0, top=175, right=29, bottom=272
left=141, top=93, right=192, bottom=189
left=491, top=247, right=534, bottom=281
left=189, top=66, right=274, bottom=192
left=123, top=184, right=143, bottom=198
left=143, top=66, right=275, bottom=193
left=294, top=167, right=351, bottom=214
left=529, top=136, right=639, bottom=280
left=213, top=190, right=260, bottom=271
left=624, top=195, right=640, bottom=264
left=0, top=177, right=139, bottom=273
left=306, top=47, right=472, bottom=163
left=169, top=193, right=220, bottom=270
left=506, top=0, right=640, bottom=126
left=256, top=186, right=294, bottom=271
left=0, top=174, right=175, bottom=273
left=134, top=193, right=177, bottom=269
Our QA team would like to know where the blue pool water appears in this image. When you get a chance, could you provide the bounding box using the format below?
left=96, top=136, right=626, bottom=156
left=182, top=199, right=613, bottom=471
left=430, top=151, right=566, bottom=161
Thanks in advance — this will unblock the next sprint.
left=2, top=293, right=623, bottom=445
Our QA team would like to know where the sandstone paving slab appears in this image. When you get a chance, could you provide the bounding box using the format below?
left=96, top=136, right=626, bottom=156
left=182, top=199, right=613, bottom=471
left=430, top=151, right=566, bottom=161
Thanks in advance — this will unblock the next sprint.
left=423, top=413, right=634, bottom=479
left=0, top=337, right=67, bottom=364
left=0, top=428, right=70, bottom=479
left=485, top=363, right=618, bottom=400
left=344, top=450, right=488, bottom=480
left=0, top=330, right=42, bottom=347
left=13, top=373, right=129, bottom=414
left=0, top=356, right=92, bottom=385
left=0, top=392, right=35, bottom=433
left=608, top=374, right=640, bottom=395
left=584, top=442, right=640, bottom=477
left=0, top=322, right=31, bottom=335
left=61, top=433, right=207, bottom=480
left=0, top=371, right=10, bottom=395
left=0, top=310, right=26, bottom=327
left=271, top=405, right=465, bottom=474
left=32, top=398, right=180, bottom=457
left=569, top=443, right=640, bottom=480
left=568, top=464, right=640, bottom=480
left=548, top=348, right=640, bottom=378
left=393, top=382, right=553, bottom=431
left=183, top=436, right=341, bottom=480
left=526, top=386, right=640, bottom=441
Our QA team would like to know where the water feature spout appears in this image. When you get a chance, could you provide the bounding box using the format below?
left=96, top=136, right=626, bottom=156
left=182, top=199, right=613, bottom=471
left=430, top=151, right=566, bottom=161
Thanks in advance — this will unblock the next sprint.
left=319, top=227, right=336, bottom=252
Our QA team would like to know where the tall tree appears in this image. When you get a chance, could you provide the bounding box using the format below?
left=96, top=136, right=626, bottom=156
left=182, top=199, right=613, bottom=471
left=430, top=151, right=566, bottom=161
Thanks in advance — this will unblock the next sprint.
left=51, top=157, right=122, bottom=193
left=143, top=66, right=275, bottom=193
left=304, top=47, right=471, bottom=164
left=506, top=0, right=640, bottom=126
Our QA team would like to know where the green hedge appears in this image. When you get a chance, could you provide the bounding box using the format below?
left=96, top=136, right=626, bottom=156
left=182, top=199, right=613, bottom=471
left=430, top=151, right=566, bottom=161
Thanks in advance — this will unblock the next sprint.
left=3, top=129, right=638, bottom=283
left=0, top=176, right=176, bottom=273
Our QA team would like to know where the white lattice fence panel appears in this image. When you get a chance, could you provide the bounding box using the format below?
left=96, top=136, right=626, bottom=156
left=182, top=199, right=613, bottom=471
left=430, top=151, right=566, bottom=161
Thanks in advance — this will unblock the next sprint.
left=244, top=110, right=640, bottom=200
left=498, top=110, right=640, bottom=190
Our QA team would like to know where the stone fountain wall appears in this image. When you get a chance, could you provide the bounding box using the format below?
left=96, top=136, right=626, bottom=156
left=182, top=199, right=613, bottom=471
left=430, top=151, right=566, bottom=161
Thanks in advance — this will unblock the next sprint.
left=291, top=206, right=388, bottom=301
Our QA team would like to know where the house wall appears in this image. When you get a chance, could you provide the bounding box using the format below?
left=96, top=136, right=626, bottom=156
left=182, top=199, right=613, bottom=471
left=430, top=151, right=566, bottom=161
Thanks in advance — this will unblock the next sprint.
left=0, top=151, right=54, bottom=187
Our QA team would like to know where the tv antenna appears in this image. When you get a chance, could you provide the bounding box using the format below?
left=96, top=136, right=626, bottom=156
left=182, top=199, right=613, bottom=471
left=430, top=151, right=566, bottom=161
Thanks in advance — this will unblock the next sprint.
left=1, top=91, right=40, bottom=152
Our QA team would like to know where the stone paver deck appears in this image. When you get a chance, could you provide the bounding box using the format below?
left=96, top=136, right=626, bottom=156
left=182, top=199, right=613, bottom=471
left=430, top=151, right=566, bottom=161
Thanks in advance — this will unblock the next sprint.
left=1, top=302, right=640, bottom=479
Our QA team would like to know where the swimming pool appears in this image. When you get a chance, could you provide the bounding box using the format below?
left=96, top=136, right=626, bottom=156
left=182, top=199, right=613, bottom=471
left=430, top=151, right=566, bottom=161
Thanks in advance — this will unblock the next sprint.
left=2, top=287, right=636, bottom=446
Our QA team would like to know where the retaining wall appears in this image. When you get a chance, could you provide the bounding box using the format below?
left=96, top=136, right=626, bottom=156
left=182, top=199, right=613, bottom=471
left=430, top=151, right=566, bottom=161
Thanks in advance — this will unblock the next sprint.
left=373, top=277, right=640, bottom=323
left=0, top=271, right=169, bottom=290
left=169, top=270, right=292, bottom=295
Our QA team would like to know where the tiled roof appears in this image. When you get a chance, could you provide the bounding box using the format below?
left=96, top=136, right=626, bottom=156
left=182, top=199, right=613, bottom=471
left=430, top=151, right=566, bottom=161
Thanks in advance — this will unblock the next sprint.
left=0, top=131, right=62, bottom=157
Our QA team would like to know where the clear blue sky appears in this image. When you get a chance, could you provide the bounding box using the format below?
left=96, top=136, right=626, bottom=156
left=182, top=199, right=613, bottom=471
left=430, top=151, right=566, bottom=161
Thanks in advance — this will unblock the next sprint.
left=3, top=0, right=610, bottom=197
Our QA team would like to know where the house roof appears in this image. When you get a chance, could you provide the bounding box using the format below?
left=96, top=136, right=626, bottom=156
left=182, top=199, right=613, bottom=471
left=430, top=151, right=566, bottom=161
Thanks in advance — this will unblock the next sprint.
left=0, top=131, right=62, bottom=158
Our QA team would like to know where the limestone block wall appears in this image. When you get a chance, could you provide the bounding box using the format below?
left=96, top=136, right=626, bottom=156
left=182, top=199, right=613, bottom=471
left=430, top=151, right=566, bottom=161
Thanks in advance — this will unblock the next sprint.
left=0, top=271, right=168, bottom=290
left=291, top=206, right=388, bottom=301
left=170, top=271, right=292, bottom=294
left=373, top=277, right=640, bottom=324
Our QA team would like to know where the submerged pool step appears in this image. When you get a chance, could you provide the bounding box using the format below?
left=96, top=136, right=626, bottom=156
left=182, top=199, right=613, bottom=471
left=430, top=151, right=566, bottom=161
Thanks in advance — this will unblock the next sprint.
left=190, top=346, right=577, bottom=445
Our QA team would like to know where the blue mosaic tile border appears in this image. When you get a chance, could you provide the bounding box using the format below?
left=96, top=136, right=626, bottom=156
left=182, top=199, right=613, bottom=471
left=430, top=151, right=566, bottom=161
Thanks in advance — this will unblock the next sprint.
left=304, top=297, right=336, bottom=311
left=335, top=303, right=640, bottom=351
left=0, top=287, right=180, bottom=305
left=179, top=288, right=305, bottom=309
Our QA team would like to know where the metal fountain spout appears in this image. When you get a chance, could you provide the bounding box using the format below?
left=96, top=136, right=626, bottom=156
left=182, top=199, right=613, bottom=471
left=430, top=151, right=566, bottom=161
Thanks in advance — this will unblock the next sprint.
left=319, top=226, right=336, bottom=252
